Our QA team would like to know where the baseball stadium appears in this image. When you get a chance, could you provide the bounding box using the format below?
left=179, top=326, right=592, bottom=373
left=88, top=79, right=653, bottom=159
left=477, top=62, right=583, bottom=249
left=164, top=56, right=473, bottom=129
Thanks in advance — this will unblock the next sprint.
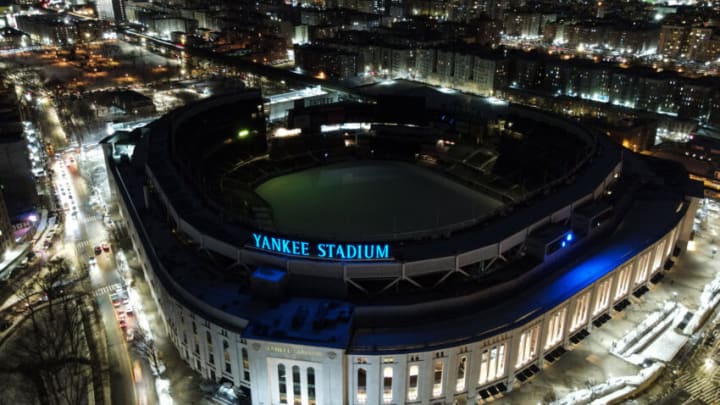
left=102, top=88, right=700, bottom=405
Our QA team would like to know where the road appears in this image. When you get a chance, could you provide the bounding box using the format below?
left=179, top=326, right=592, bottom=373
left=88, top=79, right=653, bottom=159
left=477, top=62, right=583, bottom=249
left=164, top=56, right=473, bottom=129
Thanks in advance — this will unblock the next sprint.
left=4, top=40, right=195, bottom=405
left=43, top=102, right=147, bottom=404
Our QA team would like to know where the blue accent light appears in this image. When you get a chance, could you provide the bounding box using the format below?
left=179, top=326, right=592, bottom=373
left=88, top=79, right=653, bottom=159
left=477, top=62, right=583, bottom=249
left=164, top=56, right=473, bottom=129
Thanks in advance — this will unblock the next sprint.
left=566, top=232, right=574, bottom=242
left=561, top=241, right=567, bottom=248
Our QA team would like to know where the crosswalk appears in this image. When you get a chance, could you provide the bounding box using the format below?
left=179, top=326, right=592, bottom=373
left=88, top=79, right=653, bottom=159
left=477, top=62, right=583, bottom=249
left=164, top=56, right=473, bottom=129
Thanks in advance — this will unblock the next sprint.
left=78, top=214, right=104, bottom=225
left=76, top=239, right=105, bottom=249
left=93, top=283, right=121, bottom=297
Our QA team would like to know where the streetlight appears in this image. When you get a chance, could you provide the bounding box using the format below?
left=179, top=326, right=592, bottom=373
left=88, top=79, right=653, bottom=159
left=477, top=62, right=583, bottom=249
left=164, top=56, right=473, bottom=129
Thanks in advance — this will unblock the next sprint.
left=704, top=357, right=715, bottom=370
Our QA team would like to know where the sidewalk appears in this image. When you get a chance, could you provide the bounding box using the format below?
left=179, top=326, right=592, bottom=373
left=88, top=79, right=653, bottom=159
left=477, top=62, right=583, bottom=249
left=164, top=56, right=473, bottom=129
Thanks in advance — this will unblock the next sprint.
left=496, top=222, right=718, bottom=403
left=1, top=208, right=55, bottom=281
left=123, top=238, right=206, bottom=405
left=0, top=243, right=31, bottom=281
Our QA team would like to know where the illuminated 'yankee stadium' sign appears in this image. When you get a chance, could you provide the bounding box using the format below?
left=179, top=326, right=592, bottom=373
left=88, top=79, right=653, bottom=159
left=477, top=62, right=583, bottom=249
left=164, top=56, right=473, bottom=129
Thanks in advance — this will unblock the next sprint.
left=250, top=233, right=391, bottom=260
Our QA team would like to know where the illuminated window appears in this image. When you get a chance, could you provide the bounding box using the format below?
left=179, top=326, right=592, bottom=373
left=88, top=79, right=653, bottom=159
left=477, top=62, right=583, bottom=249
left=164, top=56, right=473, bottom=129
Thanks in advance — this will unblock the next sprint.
left=278, top=364, right=287, bottom=404
left=667, top=228, right=678, bottom=256
left=307, top=368, right=316, bottom=405
left=593, top=279, right=612, bottom=315
left=488, top=347, right=498, bottom=381
left=497, top=344, right=506, bottom=376
left=357, top=368, right=367, bottom=404
left=456, top=356, right=467, bottom=392
left=635, top=252, right=650, bottom=285
left=292, top=366, right=301, bottom=405
left=383, top=367, right=393, bottom=403
left=242, top=348, right=250, bottom=381
left=653, top=240, right=666, bottom=272
left=407, top=365, right=419, bottom=401
left=432, top=360, right=444, bottom=397
left=545, top=308, right=567, bottom=349
left=224, top=340, right=231, bottom=374
left=478, top=349, right=488, bottom=385
left=516, top=325, right=540, bottom=368
left=615, top=266, right=631, bottom=300
left=571, top=293, right=590, bottom=332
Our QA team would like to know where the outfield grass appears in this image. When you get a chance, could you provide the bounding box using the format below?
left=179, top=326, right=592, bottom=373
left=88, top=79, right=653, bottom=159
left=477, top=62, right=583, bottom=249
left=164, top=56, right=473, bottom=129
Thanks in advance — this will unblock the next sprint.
left=255, top=161, right=503, bottom=240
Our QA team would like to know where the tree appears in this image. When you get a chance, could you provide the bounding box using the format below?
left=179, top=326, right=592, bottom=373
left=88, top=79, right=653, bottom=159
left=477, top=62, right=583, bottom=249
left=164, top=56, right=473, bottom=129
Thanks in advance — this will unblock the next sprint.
left=0, top=263, right=92, bottom=405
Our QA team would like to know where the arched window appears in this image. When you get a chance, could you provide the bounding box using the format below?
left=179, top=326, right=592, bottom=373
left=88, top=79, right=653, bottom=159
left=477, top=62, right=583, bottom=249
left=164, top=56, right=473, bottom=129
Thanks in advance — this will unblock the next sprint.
left=383, top=367, right=393, bottom=403
left=456, top=356, right=467, bottom=392
left=407, top=365, right=419, bottom=401
left=278, top=364, right=287, bottom=404
left=241, top=348, right=250, bottom=381
left=307, top=367, right=316, bottom=405
left=223, top=340, right=231, bottom=374
left=357, top=368, right=367, bottom=404
left=206, top=330, right=212, bottom=344
left=292, top=366, right=301, bottom=405
left=432, top=360, right=444, bottom=397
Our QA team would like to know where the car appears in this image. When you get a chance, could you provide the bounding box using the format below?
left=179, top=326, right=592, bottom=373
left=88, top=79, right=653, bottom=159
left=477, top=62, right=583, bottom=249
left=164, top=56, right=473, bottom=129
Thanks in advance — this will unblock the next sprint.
left=119, top=313, right=126, bottom=322
left=119, top=320, right=127, bottom=329
left=88, top=257, right=96, bottom=265
left=94, top=246, right=102, bottom=255
left=126, top=330, right=134, bottom=342
left=102, top=243, right=111, bottom=253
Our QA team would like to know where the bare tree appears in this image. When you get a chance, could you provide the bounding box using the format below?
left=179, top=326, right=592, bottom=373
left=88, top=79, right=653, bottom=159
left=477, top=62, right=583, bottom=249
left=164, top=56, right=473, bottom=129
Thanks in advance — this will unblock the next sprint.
left=0, top=370, right=40, bottom=405
left=0, top=263, right=92, bottom=405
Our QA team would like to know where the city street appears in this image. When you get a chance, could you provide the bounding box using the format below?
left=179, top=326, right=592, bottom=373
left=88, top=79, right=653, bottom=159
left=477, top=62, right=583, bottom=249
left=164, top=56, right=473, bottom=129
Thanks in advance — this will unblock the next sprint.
left=19, top=88, right=152, bottom=404
left=68, top=144, right=163, bottom=405
left=0, top=39, right=213, bottom=403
